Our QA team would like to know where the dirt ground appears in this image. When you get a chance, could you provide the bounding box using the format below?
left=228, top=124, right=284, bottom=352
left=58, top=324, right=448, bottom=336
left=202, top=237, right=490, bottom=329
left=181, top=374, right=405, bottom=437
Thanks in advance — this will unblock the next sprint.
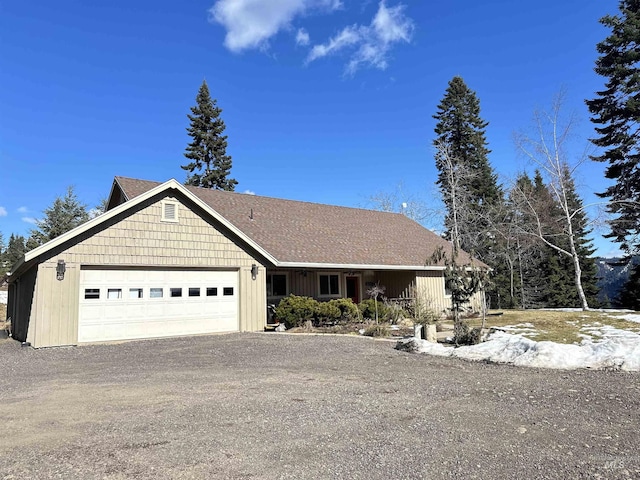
left=1, top=333, right=639, bottom=479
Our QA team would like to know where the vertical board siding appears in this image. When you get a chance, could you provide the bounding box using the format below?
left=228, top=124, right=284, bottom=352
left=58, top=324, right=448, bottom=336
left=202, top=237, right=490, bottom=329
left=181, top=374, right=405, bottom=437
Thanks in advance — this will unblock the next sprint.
left=27, top=195, right=267, bottom=347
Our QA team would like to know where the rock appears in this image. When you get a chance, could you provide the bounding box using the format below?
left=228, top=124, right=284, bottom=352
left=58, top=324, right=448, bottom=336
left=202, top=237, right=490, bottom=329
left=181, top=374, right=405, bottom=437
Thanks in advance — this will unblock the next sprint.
left=395, top=338, right=421, bottom=353
left=275, top=324, right=287, bottom=332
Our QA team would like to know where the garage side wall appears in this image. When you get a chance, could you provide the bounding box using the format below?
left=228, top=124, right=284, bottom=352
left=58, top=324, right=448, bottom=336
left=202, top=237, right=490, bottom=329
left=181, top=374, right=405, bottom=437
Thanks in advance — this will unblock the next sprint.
left=29, top=195, right=266, bottom=347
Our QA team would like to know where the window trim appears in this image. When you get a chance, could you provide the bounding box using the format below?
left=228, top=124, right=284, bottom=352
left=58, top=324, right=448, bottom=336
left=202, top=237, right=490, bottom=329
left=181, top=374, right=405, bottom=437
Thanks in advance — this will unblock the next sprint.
left=318, top=272, right=341, bottom=298
left=161, top=200, right=179, bottom=223
left=267, top=272, right=289, bottom=298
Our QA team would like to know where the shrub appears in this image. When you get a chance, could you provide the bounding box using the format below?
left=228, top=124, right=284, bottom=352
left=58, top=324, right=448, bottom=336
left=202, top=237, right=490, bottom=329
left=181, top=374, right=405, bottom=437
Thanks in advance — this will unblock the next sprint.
left=363, top=322, right=391, bottom=337
left=452, top=323, right=482, bottom=345
left=358, top=299, right=389, bottom=322
left=316, top=301, right=341, bottom=324
left=328, top=298, right=359, bottom=323
left=275, top=295, right=319, bottom=328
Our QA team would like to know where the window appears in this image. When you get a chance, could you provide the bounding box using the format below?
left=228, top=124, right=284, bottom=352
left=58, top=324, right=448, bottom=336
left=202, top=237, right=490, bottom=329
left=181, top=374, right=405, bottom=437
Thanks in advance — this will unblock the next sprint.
left=129, top=288, right=143, bottom=299
left=170, top=288, right=182, bottom=298
left=107, top=288, right=122, bottom=299
left=189, top=287, right=200, bottom=297
left=223, top=287, right=234, bottom=296
left=267, top=273, right=287, bottom=297
left=161, top=201, right=179, bottom=222
left=150, top=288, right=163, bottom=298
left=84, top=289, right=100, bottom=300
left=319, top=274, right=340, bottom=296
left=206, top=287, right=218, bottom=297
left=443, top=273, right=452, bottom=297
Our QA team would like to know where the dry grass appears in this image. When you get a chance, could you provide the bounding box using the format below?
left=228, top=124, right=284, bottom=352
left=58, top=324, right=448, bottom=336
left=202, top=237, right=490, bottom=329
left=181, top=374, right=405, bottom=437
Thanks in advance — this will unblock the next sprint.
left=452, top=309, right=640, bottom=344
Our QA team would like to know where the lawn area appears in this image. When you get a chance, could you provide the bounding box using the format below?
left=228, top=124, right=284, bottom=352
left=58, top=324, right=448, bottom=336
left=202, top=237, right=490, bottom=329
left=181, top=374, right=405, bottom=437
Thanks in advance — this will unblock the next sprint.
left=463, top=309, right=640, bottom=344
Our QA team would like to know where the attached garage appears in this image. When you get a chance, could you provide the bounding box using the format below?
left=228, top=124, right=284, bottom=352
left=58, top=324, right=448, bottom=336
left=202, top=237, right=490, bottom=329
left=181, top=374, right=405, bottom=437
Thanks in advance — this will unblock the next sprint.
left=7, top=179, right=272, bottom=348
left=78, top=269, right=239, bottom=343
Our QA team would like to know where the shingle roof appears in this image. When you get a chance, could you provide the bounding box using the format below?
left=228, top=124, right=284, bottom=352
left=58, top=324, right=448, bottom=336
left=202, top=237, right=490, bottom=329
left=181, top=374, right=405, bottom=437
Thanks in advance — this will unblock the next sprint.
left=113, top=176, right=482, bottom=269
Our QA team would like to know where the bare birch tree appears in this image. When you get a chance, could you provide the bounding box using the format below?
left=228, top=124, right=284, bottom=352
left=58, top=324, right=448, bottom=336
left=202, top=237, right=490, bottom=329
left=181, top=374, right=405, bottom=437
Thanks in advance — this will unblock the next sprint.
left=513, top=93, right=596, bottom=311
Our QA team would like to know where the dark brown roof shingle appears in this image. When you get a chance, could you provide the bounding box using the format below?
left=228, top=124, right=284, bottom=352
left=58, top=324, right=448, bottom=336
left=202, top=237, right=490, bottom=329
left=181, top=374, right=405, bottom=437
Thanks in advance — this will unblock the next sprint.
left=113, top=176, right=482, bottom=269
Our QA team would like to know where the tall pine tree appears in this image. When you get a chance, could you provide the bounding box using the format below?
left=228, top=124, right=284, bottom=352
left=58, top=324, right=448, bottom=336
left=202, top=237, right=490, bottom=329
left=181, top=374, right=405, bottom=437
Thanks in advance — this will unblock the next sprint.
left=586, top=0, right=640, bottom=253
left=181, top=80, right=237, bottom=191
left=433, top=76, right=504, bottom=306
left=433, top=76, right=502, bottom=245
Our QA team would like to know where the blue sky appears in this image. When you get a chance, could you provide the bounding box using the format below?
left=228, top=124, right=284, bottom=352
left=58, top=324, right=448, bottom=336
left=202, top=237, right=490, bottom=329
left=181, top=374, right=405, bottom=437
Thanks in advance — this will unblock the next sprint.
left=0, top=0, right=622, bottom=256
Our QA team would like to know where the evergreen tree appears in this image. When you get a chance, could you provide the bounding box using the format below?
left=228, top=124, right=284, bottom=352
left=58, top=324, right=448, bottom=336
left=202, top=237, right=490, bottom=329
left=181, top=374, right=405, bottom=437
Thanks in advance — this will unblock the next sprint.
left=531, top=169, right=600, bottom=308
left=433, top=76, right=504, bottom=306
left=28, top=186, right=89, bottom=249
left=5, top=234, right=26, bottom=271
left=433, top=76, right=502, bottom=250
left=586, top=0, right=640, bottom=253
left=181, top=80, right=237, bottom=191
left=618, top=263, right=640, bottom=309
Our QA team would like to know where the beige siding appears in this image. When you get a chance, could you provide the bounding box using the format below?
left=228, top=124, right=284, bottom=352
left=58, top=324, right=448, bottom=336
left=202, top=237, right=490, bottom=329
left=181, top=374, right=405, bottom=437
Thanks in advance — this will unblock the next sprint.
left=415, top=271, right=483, bottom=315
left=27, top=194, right=267, bottom=347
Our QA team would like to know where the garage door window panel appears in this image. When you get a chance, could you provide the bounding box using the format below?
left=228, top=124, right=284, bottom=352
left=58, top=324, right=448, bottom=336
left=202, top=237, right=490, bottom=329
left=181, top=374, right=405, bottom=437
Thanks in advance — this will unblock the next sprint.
left=189, top=287, right=200, bottom=297
left=84, top=289, right=100, bottom=300
left=129, top=288, right=143, bottom=299
left=170, top=288, right=182, bottom=298
left=150, top=288, right=163, bottom=298
left=108, top=289, right=122, bottom=299
left=223, top=287, right=234, bottom=296
left=206, top=287, right=218, bottom=296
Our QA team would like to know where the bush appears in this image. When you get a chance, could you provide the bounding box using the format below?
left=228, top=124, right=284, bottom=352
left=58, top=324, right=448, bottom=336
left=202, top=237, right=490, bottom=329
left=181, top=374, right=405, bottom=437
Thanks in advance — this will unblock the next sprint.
left=329, top=298, right=360, bottom=323
left=275, top=295, right=319, bottom=328
left=358, top=299, right=389, bottom=322
left=363, top=322, right=391, bottom=337
left=452, top=323, right=482, bottom=345
left=316, top=301, right=341, bottom=324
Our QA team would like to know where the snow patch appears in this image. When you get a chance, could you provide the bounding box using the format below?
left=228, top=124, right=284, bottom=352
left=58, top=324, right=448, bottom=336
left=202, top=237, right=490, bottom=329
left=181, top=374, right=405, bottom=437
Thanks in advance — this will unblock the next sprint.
left=609, top=313, right=640, bottom=324
left=0, top=291, right=7, bottom=304
left=399, top=325, right=640, bottom=371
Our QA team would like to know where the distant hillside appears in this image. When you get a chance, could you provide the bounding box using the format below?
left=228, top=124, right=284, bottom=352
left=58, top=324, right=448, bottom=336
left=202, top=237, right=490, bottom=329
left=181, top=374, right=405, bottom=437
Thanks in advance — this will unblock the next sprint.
left=595, top=256, right=639, bottom=307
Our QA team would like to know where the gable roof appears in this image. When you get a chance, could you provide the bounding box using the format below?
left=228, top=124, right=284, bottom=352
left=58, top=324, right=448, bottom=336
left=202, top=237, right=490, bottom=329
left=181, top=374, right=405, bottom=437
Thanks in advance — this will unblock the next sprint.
left=9, top=179, right=278, bottom=279
left=112, top=176, right=482, bottom=270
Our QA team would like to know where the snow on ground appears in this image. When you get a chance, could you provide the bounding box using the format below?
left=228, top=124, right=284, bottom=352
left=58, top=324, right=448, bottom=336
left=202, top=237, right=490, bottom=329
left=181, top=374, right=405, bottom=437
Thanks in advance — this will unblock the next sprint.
left=608, top=313, right=640, bottom=324
left=0, top=291, right=7, bottom=304
left=400, top=323, right=640, bottom=371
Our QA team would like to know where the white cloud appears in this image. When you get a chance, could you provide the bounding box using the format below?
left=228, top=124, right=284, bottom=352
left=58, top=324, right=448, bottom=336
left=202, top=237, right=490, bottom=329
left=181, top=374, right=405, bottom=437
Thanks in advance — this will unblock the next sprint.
left=22, top=217, right=37, bottom=225
left=296, top=28, right=310, bottom=46
left=243, top=190, right=256, bottom=195
left=307, top=25, right=361, bottom=62
left=0, top=207, right=7, bottom=217
left=307, top=1, right=414, bottom=75
left=210, top=0, right=342, bottom=52
left=17, top=206, right=28, bottom=213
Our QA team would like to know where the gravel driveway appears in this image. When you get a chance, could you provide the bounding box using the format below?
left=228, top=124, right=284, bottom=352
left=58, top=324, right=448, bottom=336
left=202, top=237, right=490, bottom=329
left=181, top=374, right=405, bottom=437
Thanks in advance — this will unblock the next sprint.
left=1, top=333, right=639, bottom=479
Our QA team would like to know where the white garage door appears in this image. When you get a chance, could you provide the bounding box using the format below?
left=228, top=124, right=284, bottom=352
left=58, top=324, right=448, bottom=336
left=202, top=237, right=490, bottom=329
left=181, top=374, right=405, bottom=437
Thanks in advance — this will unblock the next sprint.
left=78, top=269, right=239, bottom=343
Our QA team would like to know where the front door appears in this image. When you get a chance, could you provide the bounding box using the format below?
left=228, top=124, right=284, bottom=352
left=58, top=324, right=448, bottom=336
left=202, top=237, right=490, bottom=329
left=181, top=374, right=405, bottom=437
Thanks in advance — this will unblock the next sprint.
left=345, top=276, right=360, bottom=304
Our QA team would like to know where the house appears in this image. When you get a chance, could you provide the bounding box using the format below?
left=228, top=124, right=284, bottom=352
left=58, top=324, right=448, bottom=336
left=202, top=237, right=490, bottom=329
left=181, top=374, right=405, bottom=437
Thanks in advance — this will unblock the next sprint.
left=6, top=177, right=486, bottom=348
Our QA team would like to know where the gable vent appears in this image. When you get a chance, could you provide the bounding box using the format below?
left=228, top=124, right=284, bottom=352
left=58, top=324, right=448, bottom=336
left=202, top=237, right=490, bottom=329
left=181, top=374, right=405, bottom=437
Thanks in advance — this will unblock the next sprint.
left=162, top=201, right=178, bottom=222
